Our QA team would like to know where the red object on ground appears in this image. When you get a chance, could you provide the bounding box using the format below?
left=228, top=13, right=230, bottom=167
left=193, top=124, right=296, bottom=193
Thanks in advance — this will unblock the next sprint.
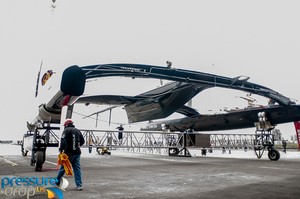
left=293, top=121, right=300, bottom=150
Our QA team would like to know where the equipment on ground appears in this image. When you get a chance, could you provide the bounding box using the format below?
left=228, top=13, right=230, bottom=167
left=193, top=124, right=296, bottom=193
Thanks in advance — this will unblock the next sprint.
left=97, top=147, right=111, bottom=155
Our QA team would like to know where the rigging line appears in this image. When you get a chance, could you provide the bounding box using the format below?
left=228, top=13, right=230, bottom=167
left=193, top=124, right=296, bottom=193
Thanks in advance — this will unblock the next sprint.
left=72, top=111, right=124, bottom=125
left=83, top=64, right=133, bottom=76
left=85, top=64, right=103, bottom=75
left=85, top=75, right=150, bottom=83
left=85, top=76, right=121, bottom=82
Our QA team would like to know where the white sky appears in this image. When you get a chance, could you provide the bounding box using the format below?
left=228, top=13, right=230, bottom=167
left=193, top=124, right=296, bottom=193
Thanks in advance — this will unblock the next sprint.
left=1, top=0, right=300, bottom=140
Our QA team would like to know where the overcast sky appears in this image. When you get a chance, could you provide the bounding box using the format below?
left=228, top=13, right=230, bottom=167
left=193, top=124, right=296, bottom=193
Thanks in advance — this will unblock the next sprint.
left=1, top=0, right=300, bottom=140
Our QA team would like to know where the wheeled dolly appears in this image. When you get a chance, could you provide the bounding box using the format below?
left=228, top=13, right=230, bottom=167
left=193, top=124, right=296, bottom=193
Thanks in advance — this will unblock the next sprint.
left=253, top=112, right=280, bottom=161
left=21, top=124, right=60, bottom=171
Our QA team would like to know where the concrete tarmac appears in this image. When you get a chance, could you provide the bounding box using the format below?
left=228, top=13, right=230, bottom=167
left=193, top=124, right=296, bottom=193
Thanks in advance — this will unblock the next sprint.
left=0, top=149, right=300, bottom=199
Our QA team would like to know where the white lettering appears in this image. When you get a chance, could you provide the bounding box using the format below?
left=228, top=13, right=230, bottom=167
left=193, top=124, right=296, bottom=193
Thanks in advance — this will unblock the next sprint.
left=3, top=187, right=36, bottom=199
left=120, top=66, right=143, bottom=72
left=18, top=187, right=27, bottom=196
left=73, top=133, right=76, bottom=150
left=4, top=187, right=13, bottom=196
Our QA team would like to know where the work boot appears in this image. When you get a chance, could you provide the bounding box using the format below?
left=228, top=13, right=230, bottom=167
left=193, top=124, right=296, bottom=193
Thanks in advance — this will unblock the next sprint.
left=75, top=186, right=83, bottom=191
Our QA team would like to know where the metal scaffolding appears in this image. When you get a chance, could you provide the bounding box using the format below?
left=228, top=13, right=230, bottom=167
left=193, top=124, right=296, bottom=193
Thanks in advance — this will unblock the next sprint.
left=81, top=129, right=184, bottom=155
left=80, top=129, right=256, bottom=155
left=210, top=134, right=255, bottom=149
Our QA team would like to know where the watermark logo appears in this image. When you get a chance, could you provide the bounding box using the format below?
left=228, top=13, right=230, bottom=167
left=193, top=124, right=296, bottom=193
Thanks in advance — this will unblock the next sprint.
left=0, top=176, right=67, bottom=199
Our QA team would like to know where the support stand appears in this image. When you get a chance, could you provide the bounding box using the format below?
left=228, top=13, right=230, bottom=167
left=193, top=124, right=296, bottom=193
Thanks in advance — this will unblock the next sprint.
left=168, top=131, right=191, bottom=157
left=22, top=124, right=60, bottom=171
left=253, top=112, right=280, bottom=161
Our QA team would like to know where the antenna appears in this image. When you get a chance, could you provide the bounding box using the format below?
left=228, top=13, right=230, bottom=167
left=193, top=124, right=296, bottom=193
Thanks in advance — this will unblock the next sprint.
left=35, top=60, right=43, bottom=98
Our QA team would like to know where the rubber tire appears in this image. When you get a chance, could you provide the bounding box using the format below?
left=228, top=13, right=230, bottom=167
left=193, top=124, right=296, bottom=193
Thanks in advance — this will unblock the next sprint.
left=35, top=151, right=44, bottom=171
left=22, top=150, right=28, bottom=157
left=96, top=147, right=101, bottom=155
left=169, top=148, right=179, bottom=155
left=268, top=149, right=280, bottom=161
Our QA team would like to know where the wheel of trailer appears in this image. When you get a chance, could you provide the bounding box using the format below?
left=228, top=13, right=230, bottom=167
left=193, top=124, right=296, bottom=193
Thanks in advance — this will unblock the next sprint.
left=268, top=149, right=280, bottom=161
left=96, top=147, right=101, bottom=155
left=22, top=150, right=28, bottom=157
left=169, top=147, right=179, bottom=155
left=35, top=151, right=44, bottom=171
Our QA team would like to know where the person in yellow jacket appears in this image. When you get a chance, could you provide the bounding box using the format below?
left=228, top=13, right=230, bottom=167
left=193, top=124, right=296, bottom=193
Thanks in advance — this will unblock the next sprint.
left=56, top=119, right=85, bottom=191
